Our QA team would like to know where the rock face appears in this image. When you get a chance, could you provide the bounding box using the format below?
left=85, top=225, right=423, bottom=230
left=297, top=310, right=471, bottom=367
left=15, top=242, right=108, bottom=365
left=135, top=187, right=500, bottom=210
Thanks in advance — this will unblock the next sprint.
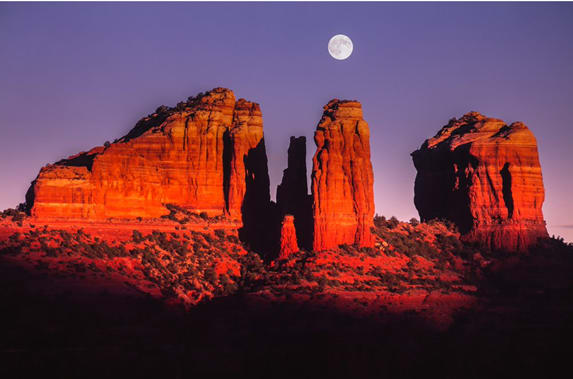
left=411, top=112, right=548, bottom=252
left=276, top=136, right=312, bottom=249
left=278, top=215, right=299, bottom=259
left=27, top=88, right=270, bottom=223
left=311, top=100, right=375, bottom=251
left=225, top=99, right=269, bottom=220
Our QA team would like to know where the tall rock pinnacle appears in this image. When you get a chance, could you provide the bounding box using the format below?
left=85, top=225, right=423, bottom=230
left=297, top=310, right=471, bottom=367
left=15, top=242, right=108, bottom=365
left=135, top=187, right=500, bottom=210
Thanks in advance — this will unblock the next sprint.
left=311, top=99, right=375, bottom=251
left=278, top=214, right=299, bottom=259
left=276, top=136, right=312, bottom=249
left=411, top=112, right=548, bottom=252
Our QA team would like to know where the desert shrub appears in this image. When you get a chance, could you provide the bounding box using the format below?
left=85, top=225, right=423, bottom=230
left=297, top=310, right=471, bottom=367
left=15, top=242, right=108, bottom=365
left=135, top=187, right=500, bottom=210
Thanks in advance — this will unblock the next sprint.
left=434, top=233, right=478, bottom=259
left=339, top=244, right=356, bottom=256
left=167, top=262, right=178, bottom=274
left=373, top=214, right=400, bottom=229
left=218, top=274, right=238, bottom=295
left=530, top=235, right=573, bottom=256
left=373, top=214, right=386, bottom=227
left=9, top=232, right=21, bottom=243
left=156, top=105, right=169, bottom=114
left=427, top=218, right=458, bottom=232
left=204, top=266, right=218, bottom=285
left=388, top=216, right=400, bottom=229
left=132, top=230, right=144, bottom=243
left=12, top=212, right=25, bottom=223
left=202, top=233, right=213, bottom=244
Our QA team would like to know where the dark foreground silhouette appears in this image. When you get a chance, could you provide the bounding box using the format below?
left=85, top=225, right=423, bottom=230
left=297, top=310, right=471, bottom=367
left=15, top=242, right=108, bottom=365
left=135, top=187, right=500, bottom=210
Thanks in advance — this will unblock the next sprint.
left=1, top=244, right=572, bottom=379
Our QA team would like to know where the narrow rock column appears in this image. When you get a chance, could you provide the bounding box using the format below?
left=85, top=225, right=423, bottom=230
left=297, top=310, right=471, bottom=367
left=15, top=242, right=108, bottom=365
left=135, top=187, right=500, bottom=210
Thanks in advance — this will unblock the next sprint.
left=276, top=136, right=312, bottom=249
left=311, top=99, right=375, bottom=251
left=279, top=215, right=299, bottom=259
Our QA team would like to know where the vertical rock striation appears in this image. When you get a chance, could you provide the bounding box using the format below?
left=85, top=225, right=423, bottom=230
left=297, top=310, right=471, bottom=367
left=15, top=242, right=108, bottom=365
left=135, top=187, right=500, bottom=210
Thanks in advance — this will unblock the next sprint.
left=311, top=99, right=375, bottom=251
left=27, top=88, right=270, bottom=225
left=228, top=100, right=272, bottom=252
left=411, top=112, right=548, bottom=252
left=225, top=98, right=269, bottom=220
left=278, top=215, right=299, bottom=259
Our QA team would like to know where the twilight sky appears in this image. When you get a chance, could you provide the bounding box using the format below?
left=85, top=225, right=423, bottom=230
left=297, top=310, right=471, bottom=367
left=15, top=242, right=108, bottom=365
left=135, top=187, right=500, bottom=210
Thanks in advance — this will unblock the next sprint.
left=1, top=2, right=572, bottom=241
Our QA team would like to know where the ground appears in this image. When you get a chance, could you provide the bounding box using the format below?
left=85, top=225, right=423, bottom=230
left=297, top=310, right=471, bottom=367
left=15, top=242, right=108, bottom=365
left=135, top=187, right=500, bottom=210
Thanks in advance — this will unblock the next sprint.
left=1, top=209, right=572, bottom=378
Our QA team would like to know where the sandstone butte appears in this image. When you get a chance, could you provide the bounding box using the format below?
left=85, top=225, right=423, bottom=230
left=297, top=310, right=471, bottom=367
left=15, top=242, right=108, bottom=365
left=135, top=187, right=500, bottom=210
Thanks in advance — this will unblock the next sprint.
left=411, top=111, right=548, bottom=252
left=26, top=88, right=270, bottom=222
left=278, top=214, right=299, bottom=259
left=311, top=99, right=375, bottom=251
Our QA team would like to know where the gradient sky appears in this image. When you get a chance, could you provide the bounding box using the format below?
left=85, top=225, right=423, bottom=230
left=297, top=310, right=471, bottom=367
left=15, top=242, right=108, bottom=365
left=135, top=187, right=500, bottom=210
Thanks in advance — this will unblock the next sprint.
left=1, top=2, right=572, bottom=241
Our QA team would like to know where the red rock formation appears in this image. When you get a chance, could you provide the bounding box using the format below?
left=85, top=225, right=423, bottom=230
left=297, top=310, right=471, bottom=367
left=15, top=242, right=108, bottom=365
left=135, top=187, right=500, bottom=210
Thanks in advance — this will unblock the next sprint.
left=411, top=112, right=548, bottom=252
left=27, top=88, right=270, bottom=222
left=276, top=136, right=312, bottom=249
left=311, top=99, right=375, bottom=251
left=229, top=100, right=272, bottom=253
left=278, top=215, right=299, bottom=259
left=225, top=98, right=269, bottom=220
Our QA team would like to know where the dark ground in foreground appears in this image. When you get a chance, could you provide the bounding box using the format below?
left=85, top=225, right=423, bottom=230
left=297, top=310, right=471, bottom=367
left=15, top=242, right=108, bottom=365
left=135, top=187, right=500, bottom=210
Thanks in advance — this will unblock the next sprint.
left=1, top=247, right=572, bottom=379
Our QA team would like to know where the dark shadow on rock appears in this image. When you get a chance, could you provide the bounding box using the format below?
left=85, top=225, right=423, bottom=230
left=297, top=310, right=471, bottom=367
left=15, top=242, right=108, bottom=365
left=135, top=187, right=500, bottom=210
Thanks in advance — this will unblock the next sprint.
left=412, top=143, right=476, bottom=235
left=222, top=129, right=233, bottom=211
left=237, top=139, right=274, bottom=257
left=276, top=136, right=313, bottom=251
left=500, top=162, right=514, bottom=219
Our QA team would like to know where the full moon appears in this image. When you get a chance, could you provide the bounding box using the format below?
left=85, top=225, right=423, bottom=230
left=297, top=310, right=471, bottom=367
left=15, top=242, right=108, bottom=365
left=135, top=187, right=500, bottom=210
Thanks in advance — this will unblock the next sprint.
left=328, top=34, right=353, bottom=60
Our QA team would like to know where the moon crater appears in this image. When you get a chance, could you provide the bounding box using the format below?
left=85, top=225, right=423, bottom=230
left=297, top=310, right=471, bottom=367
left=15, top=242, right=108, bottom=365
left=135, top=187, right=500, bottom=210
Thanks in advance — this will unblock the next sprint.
left=328, top=34, right=353, bottom=60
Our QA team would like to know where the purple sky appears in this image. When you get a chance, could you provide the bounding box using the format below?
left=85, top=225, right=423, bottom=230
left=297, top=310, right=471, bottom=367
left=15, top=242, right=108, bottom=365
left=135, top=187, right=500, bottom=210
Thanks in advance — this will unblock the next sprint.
left=1, top=2, right=572, bottom=241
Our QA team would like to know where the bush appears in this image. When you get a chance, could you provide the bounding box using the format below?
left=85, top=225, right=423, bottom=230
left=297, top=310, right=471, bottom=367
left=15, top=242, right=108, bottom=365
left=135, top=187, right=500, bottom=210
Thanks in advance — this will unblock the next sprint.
left=387, top=216, right=400, bottom=229
left=132, top=230, right=144, bottom=243
left=373, top=214, right=386, bottom=228
left=155, top=105, right=169, bottom=114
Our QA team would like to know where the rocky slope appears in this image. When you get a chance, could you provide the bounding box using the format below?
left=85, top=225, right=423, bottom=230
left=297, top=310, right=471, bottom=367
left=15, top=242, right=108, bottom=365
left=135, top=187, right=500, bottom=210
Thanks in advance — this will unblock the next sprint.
left=411, top=112, right=548, bottom=252
left=311, top=100, right=375, bottom=251
left=26, top=88, right=270, bottom=223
